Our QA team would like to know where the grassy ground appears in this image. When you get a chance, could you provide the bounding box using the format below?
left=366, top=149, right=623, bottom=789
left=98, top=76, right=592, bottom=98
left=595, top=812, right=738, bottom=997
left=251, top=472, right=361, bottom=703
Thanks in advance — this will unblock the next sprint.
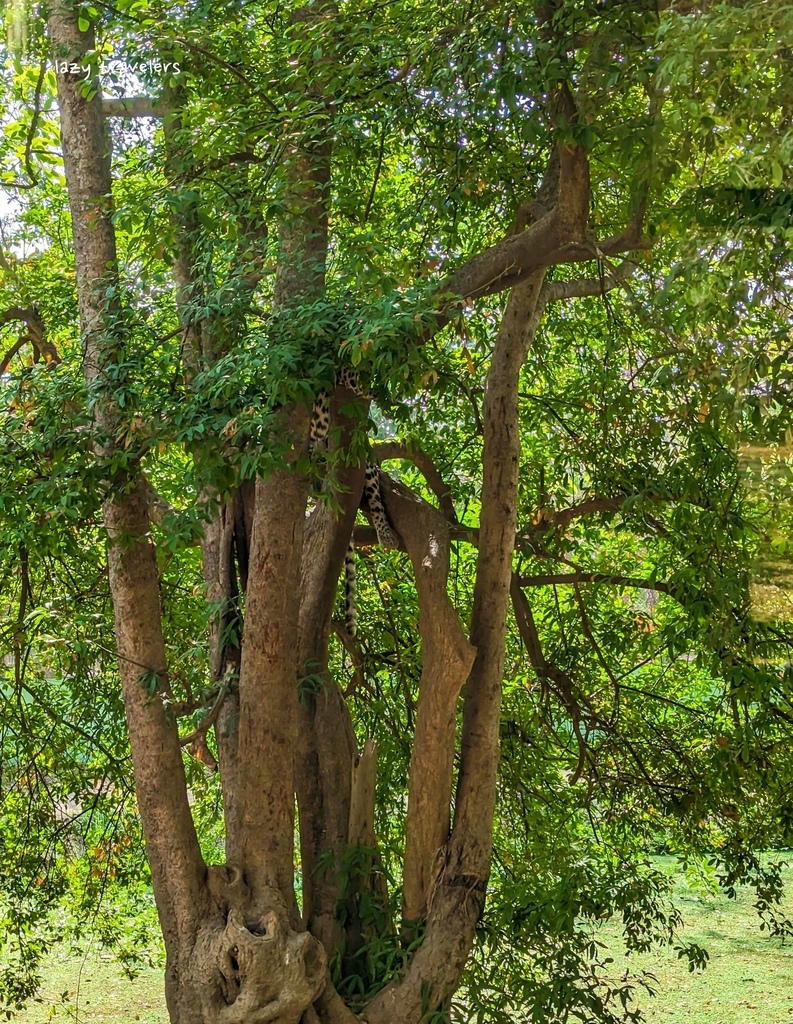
left=602, top=856, right=793, bottom=1024
left=8, top=953, right=168, bottom=1023
left=8, top=858, right=793, bottom=1022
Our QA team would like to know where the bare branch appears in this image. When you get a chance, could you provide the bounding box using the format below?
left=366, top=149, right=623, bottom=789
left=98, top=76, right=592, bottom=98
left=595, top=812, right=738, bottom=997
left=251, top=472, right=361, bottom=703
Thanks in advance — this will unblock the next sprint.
left=179, top=683, right=228, bottom=748
left=379, top=476, right=475, bottom=926
left=373, top=441, right=458, bottom=523
left=519, top=570, right=674, bottom=596
left=509, top=576, right=591, bottom=784
left=541, top=258, right=640, bottom=304
left=1, top=306, right=60, bottom=373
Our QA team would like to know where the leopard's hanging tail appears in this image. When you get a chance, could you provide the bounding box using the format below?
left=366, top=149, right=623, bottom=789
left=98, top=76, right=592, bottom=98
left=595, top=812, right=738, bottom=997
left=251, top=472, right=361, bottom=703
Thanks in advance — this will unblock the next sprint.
left=344, top=541, right=357, bottom=637
left=309, top=369, right=399, bottom=638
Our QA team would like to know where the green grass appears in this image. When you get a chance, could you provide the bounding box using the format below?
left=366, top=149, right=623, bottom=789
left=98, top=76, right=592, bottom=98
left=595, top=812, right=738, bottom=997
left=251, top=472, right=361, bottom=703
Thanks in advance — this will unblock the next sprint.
left=8, top=953, right=168, bottom=1023
left=8, top=858, right=793, bottom=1022
left=602, top=856, right=793, bottom=1024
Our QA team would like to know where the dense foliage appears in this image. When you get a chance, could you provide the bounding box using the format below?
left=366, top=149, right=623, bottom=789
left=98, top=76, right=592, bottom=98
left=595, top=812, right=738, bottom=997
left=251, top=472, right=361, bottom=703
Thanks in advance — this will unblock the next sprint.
left=2, top=0, right=793, bottom=1021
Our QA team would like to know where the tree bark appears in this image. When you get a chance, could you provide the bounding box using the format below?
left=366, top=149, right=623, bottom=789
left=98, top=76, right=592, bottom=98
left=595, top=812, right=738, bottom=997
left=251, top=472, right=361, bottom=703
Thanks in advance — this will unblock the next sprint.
left=296, top=458, right=363, bottom=955
left=365, top=272, right=546, bottom=1023
left=49, top=7, right=207, bottom=1018
left=382, top=481, right=476, bottom=928
left=235, top=443, right=311, bottom=910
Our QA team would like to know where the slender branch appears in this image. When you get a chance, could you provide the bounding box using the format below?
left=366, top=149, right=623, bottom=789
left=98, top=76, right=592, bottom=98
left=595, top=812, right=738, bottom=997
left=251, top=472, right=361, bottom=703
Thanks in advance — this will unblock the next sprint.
left=0, top=60, right=46, bottom=188
left=519, top=570, right=674, bottom=596
left=571, top=582, right=622, bottom=719
left=178, top=682, right=228, bottom=747
left=18, top=678, right=126, bottom=766
left=363, top=121, right=386, bottom=223
left=541, top=257, right=640, bottom=304
left=598, top=191, right=648, bottom=256
left=0, top=336, right=26, bottom=374
left=509, top=576, right=596, bottom=785
left=525, top=495, right=634, bottom=532
left=617, top=682, right=705, bottom=717
left=24, top=60, right=46, bottom=186
left=1, top=306, right=60, bottom=373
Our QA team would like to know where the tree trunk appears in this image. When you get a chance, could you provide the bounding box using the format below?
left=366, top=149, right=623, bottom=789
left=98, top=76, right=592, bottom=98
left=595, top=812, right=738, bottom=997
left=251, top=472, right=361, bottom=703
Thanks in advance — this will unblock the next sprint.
left=50, top=0, right=633, bottom=1010
left=365, top=272, right=546, bottom=1023
left=51, top=6, right=329, bottom=1021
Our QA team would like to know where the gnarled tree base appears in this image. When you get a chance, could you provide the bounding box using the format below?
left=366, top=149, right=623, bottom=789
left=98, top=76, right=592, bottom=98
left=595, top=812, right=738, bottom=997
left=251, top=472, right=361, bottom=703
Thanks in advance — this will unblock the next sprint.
left=173, top=867, right=327, bottom=1024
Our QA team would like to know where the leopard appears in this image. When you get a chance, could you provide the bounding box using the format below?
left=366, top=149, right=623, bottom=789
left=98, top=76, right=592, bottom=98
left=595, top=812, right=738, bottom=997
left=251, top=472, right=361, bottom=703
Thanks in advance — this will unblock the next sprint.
left=309, top=367, right=398, bottom=637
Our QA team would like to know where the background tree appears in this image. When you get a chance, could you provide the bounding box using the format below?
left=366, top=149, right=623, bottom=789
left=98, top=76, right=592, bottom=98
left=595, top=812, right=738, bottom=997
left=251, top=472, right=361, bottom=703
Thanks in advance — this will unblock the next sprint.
left=2, top=1, right=793, bottom=1022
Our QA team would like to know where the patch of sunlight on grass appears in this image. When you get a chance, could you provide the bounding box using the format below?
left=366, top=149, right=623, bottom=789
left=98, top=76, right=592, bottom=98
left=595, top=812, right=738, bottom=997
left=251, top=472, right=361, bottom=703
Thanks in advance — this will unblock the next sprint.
left=8, top=949, right=168, bottom=1023
left=601, top=856, right=793, bottom=1023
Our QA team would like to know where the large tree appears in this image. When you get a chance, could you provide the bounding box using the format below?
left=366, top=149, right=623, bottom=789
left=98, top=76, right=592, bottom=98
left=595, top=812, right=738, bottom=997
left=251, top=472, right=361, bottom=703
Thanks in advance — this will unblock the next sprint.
left=3, top=1, right=793, bottom=1022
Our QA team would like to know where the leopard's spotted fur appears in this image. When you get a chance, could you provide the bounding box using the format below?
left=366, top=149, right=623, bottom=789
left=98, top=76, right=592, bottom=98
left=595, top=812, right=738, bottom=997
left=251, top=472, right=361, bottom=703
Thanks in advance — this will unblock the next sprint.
left=309, top=368, right=398, bottom=637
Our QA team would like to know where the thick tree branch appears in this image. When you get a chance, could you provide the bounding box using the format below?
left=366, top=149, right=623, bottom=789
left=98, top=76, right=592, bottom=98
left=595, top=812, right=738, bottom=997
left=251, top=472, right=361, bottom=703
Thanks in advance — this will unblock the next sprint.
left=355, top=489, right=676, bottom=560
left=366, top=271, right=547, bottom=1023
left=424, top=145, right=649, bottom=343
left=541, top=257, right=640, bottom=304
left=295, top=382, right=371, bottom=961
left=235, top=421, right=311, bottom=911
left=373, top=441, right=458, bottom=523
left=380, top=477, right=475, bottom=927
left=236, top=105, right=332, bottom=926
left=344, top=739, right=392, bottom=958
left=139, top=476, right=180, bottom=526
left=438, top=146, right=590, bottom=307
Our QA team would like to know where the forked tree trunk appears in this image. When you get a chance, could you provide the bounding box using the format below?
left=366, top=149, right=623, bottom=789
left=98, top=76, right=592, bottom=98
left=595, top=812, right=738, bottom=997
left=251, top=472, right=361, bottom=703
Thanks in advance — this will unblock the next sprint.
left=52, top=2, right=631, bottom=1018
